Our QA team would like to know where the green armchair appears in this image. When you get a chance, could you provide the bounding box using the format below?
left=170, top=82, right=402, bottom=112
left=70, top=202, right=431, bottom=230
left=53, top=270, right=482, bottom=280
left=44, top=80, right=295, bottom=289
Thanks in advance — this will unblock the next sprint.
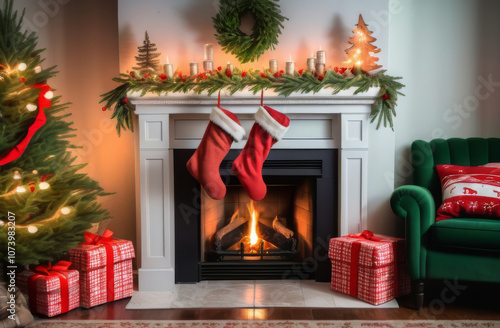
left=391, top=138, right=500, bottom=309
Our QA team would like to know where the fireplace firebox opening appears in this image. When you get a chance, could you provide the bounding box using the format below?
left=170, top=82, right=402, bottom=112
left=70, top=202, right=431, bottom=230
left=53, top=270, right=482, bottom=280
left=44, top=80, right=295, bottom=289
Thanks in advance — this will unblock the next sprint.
left=174, top=149, right=338, bottom=283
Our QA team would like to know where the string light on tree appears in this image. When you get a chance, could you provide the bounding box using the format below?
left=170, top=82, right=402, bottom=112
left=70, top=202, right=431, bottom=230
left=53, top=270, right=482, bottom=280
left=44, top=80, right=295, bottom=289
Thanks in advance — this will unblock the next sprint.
left=27, top=225, right=38, bottom=233
left=61, top=207, right=71, bottom=215
left=16, top=186, right=26, bottom=193
left=39, top=181, right=50, bottom=190
left=13, top=171, right=21, bottom=180
left=34, top=66, right=42, bottom=73
left=18, top=62, right=27, bottom=71
left=44, top=90, right=54, bottom=99
left=26, top=103, right=37, bottom=111
left=345, top=14, right=382, bottom=72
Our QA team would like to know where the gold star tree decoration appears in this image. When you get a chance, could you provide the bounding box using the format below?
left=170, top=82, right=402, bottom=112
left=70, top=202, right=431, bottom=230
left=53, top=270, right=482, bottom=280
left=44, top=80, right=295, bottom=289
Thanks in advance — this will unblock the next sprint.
left=345, top=14, right=382, bottom=72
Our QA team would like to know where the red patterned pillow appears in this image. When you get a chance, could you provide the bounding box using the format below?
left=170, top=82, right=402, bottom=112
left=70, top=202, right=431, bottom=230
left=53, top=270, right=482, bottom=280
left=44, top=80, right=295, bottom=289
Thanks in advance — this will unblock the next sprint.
left=436, top=164, right=500, bottom=221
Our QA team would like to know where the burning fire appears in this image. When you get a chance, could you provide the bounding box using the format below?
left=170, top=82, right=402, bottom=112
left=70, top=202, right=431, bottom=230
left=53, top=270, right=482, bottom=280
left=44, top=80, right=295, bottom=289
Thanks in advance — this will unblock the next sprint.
left=247, top=200, right=259, bottom=246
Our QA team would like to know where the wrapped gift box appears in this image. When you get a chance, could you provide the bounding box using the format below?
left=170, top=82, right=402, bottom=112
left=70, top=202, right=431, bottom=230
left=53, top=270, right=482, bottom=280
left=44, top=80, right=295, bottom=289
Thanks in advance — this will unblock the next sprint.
left=328, top=230, right=411, bottom=305
left=67, top=230, right=135, bottom=308
left=17, top=261, right=79, bottom=317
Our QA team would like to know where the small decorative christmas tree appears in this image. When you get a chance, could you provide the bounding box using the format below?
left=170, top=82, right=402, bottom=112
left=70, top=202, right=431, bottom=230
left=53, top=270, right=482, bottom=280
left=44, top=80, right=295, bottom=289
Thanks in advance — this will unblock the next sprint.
left=133, top=31, right=161, bottom=72
left=345, top=14, right=382, bottom=72
left=0, top=0, right=110, bottom=271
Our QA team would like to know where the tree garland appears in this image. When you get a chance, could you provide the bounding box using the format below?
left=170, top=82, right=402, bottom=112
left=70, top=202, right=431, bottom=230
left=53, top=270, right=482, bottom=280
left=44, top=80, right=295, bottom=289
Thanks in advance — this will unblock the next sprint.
left=213, top=0, right=287, bottom=63
left=100, top=68, right=404, bottom=136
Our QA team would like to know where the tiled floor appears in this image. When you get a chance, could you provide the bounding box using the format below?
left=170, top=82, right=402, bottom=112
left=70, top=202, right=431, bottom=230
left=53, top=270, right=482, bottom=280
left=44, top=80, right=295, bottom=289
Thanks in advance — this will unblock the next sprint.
left=125, top=280, right=399, bottom=309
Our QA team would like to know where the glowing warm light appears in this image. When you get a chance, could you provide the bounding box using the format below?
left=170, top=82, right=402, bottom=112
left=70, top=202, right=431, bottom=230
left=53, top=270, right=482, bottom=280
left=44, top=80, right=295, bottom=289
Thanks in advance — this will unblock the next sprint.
left=18, top=63, right=27, bottom=71
left=27, top=225, right=38, bottom=233
left=61, top=207, right=71, bottom=215
left=247, top=201, right=259, bottom=246
left=0, top=221, right=5, bottom=227
left=13, top=171, right=21, bottom=180
left=357, top=49, right=360, bottom=54
left=32, top=170, right=38, bottom=174
left=16, top=186, right=26, bottom=193
left=26, top=103, right=37, bottom=111
left=34, top=66, right=42, bottom=73
left=356, top=61, right=362, bottom=66
left=44, top=91, right=54, bottom=99
left=39, top=182, right=50, bottom=190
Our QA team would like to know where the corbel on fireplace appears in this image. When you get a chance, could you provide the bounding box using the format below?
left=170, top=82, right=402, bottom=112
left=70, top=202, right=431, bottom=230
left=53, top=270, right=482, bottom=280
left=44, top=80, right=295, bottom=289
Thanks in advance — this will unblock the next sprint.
left=130, top=88, right=378, bottom=291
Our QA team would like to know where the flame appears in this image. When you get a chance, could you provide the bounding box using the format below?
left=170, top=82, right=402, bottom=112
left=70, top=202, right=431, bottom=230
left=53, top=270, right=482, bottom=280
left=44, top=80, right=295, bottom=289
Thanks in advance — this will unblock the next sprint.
left=247, top=200, right=259, bottom=246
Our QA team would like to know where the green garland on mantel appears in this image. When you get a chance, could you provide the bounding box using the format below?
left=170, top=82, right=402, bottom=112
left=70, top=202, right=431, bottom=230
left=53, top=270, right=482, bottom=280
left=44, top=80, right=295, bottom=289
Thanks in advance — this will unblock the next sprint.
left=100, top=68, right=404, bottom=136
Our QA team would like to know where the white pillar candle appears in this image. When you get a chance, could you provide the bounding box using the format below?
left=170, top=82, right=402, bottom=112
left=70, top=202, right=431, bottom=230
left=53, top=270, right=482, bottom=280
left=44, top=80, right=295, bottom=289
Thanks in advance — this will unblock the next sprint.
left=204, top=44, right=214, bottom=61
left=315, top=63, right=325, bottom=75
left=164, top=56, right=173, bottom=78
left=316, top=49, right=326, bottom=64
left=190, top=62, right=199, bottom=76
left=285, top=55, right=294, bottom=75
left=307, top=57, right=316, bottom=72
left=269, top=59, right=278, bottom=74
left=203, top=61, right=213, bottom=71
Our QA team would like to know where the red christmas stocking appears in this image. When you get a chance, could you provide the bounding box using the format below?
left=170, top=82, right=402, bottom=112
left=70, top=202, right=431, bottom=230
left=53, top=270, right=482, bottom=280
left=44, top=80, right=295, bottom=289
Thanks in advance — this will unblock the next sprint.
left=231, top=106, right=290, bottom=201
left=187, top=107, right=246, bottom=200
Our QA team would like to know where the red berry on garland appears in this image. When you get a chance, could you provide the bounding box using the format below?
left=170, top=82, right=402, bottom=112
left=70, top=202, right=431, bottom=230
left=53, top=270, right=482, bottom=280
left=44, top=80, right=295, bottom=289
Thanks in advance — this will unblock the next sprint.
left=159, top=73, right=167, bottom=80
left=101, top=106, right=107, bottom=111
left=314, top=72, right=318, bottom=77
left=382, top=94, right=389, bottom=100
left=260, top=72, right=267, bottom=78
left=241, top=71, right=247, bottom=77
left=350, top=67, right=355, bottom=74
left=182, top=75, right=187, bottom=82
left=226, top=70, right=232, bottom=78
left=273, top=71, right=281, bottom=78
left=144, top=72, right=150, bottom=78
left=339, top=67, right=346, bottom=74
left=318, top=75, right=324, bottom=81
left=298, top=69, right=304, bottom=75
left=130, top=72, right=135, bottom=78
left=334, top=67, right=339, bottom=73
left=217, top=66, right=222, bottom=71
left=20, top=77, right=25, bottom=82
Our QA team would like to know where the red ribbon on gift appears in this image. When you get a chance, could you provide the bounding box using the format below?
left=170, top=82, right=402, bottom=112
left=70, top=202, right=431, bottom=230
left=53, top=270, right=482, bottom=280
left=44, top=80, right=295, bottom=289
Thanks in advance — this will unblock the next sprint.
left=345, top=230, right=399, bottom=298
left=0, top=84, right=51, bottom=166
left=28, top=261, right=71, bottom=315
left=80, top=229, right=116, bottom=302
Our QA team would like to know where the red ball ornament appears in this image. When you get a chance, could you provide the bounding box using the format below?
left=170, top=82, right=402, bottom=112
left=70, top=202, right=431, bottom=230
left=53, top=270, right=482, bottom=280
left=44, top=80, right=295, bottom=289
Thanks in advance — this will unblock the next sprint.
left=241, top=71, right=247, bottom=78
left=20, top=77, right=25, bottom=82
left=159, top=73, right=167, bottom=80
left=226, top=70, right=232, bottom=78
left=318, top=75, right=324, bottom=81
left=130, top=72, right=135, bottom=78
left=101, top=106, right=107, bottom=111
left=124, top=97, right=128, bottom=104
left=382, top=94, right=389, bottom=100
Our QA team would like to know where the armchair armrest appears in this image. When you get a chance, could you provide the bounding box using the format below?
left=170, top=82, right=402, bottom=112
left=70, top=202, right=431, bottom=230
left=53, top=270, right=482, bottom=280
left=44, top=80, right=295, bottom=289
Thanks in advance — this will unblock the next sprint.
left=391, top=185, right=436, bottom=280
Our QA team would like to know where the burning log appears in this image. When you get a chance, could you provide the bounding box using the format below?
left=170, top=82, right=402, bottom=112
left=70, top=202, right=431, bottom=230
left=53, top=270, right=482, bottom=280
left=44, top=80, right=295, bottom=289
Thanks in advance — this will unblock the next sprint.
left=273, top=216, right=294, bottom=239
left=214, top=216, right=296, bottom=252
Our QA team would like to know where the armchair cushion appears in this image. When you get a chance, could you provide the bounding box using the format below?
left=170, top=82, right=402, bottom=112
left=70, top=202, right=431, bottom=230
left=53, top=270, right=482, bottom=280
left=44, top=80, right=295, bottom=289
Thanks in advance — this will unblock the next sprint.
left=431, top=218, right=500, bottom=250
left=436, top=164, right=500, bottom=220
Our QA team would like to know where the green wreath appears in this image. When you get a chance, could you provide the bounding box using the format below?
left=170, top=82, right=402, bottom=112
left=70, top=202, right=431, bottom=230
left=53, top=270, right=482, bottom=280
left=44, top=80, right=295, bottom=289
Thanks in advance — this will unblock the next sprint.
left=213, top=0, right=288, bottom=63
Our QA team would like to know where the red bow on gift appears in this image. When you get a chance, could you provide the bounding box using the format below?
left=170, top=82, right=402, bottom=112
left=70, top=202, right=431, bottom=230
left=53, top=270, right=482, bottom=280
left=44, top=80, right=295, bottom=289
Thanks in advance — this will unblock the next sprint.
left=347, top=230, right=382, bottom=242
left=81, top=229, right=114, bottom=245
left=28, top=261, right=72, bottom=314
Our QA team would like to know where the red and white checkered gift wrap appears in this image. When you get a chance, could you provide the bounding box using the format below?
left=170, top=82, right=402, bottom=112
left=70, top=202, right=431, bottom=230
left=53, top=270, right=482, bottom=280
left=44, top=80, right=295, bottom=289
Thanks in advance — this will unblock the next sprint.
left=67, top=230, right=135, bottom=308
left=17, top=262, right=79, bottom=317
left=328, top=230, right=411, bottom=305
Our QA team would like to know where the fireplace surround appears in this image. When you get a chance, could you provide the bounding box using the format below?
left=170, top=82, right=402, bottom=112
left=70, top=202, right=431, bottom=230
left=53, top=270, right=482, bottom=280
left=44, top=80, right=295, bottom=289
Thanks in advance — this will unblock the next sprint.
left=130, top=88, right=379, bottom=291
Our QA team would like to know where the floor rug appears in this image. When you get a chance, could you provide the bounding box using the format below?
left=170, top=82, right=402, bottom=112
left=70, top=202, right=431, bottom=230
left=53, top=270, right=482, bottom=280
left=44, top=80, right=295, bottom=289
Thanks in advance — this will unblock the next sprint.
left=28, top=320, right=500, bottom=328
left=125, top=280, right=399, bottom=309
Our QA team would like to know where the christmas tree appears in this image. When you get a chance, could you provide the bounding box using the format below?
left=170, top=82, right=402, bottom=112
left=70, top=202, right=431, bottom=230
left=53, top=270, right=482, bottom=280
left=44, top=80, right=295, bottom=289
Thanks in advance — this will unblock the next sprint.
left=132, top=31, right=161, bottom=72
left=0, top=1, right=110, bottom=271
left=345, top=14, right=382, bottom=72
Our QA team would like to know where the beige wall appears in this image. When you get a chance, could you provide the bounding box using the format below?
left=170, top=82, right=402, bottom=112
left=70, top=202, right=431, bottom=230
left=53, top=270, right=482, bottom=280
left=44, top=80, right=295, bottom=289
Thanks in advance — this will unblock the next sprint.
left=10, top=0, right=137, bottom=265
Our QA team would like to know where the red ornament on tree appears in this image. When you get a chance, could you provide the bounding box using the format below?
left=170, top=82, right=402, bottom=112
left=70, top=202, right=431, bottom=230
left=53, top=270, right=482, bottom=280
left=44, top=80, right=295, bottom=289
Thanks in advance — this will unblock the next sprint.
left=101, top=106, right=107, bottom=111
left=159, top=73, right=167, bottom=80
left=20, top=77, right=25, bottom=82
left=129, top=72, right=135, bottom=78
left=144, top=72, right=150, bottom=78
left=226, top=70, right=232, bottom=78
left=124, top=97, right=128, bottom=104
left=241, top=71, right=247, bottom=78
left=382, top=94, right=389, bottom=100
left=318, top=75, right=324, bottom=81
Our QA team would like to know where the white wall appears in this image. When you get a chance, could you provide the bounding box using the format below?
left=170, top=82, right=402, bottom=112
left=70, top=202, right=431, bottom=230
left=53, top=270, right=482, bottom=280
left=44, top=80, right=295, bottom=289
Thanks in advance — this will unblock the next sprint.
left=390, top=0, right=500, bottom=191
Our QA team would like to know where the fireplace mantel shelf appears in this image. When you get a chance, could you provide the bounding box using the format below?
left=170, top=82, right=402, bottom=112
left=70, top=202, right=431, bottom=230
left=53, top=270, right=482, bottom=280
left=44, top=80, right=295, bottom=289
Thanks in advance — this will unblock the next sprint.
left=132, top=88, right=376, bottom=291
left=129, top=87, right=379, bottom=112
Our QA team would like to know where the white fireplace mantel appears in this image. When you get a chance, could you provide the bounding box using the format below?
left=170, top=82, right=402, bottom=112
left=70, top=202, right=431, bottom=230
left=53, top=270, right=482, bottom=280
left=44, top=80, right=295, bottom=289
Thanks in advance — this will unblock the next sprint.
left=130, top=88, right=380, bottom=291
